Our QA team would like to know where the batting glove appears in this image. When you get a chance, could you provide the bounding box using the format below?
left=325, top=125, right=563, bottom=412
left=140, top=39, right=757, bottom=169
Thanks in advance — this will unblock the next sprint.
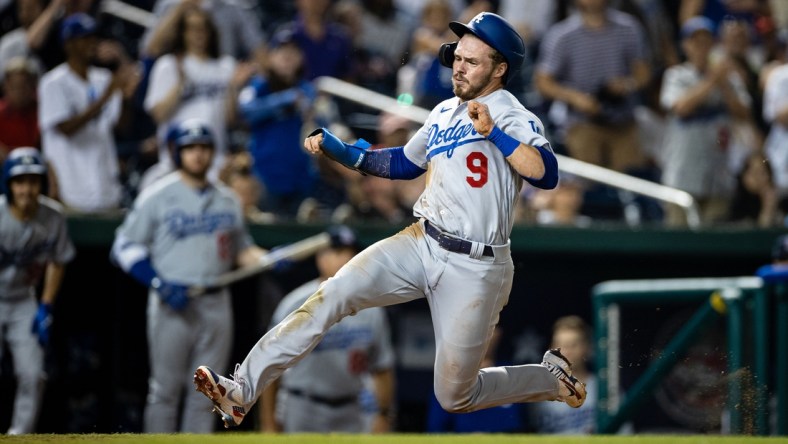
left=152, top=278, right=190, bottom=311
left=309, top=127, right=371, bottom=172
left=31, top=303, right=52, bottom=347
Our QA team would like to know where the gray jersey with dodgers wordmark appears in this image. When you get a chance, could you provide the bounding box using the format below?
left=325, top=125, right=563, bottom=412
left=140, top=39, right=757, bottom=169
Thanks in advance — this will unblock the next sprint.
left=114, top=172, right=253, bottom=286
left=404, top=89, right=552, bottom=245
left=0, top=195, right=75, bottom=301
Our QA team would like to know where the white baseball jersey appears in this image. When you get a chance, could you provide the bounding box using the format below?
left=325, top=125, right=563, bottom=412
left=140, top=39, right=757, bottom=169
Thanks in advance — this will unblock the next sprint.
left=763, top=63, right=788, bottom=196
left=38, top=64, right=123, bottom=212
left=405, top=89, right=551, bottom=244
left=144, top=54, right=236, bottom=180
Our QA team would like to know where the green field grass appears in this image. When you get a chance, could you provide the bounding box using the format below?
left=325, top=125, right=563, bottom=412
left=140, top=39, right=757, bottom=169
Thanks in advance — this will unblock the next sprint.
left=0, top=434, right=784, bottom=444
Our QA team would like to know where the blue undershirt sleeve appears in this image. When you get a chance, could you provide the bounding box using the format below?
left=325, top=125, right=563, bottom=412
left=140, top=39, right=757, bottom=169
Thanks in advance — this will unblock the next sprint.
left=524, top=145, right=559, bottom=190
left=360, top=146, right=426, bottom=180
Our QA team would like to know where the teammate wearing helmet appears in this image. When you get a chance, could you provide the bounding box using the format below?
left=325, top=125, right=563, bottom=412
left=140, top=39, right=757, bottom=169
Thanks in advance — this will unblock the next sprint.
left=111, top=119, right=268, bottom=433
left=195, top=12, right=585, bottom=429
left=0, top=147, right=75, bottom=434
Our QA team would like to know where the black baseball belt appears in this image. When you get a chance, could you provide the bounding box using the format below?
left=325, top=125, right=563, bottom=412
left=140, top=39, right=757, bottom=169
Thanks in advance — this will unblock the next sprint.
left=424, top=220, right=494, bottom=257
left=286, top=388, right=358, bottom=407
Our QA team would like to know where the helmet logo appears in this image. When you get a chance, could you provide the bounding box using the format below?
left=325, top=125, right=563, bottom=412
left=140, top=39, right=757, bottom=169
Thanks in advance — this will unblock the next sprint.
left=474, top=14, right=485, bottom=25
left=20, top=155, right=35, bottom=165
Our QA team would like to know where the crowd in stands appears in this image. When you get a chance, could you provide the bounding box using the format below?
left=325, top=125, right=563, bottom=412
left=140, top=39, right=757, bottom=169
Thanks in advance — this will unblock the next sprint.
left=0, top=0, right=786, bottom=228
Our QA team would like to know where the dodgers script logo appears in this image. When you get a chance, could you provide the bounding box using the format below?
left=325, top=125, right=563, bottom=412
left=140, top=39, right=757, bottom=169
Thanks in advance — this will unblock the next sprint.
left=165, top=210, right=236, bottom=239
left=426, top=120, right=485, bottom=160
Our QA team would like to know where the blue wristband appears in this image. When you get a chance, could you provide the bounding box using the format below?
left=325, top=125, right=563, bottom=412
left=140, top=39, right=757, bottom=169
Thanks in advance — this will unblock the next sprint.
left=487, top=126, right=520, bottom=157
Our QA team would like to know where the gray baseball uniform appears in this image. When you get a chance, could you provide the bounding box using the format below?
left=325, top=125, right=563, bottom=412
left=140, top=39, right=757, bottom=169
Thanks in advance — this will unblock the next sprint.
left=270, top=278, right=394, bottom=432
left=231, top=88, right=561, bottom=413
left=112, top=172, right=253, bottom=433
left=0, top=195, right=75, bottom=434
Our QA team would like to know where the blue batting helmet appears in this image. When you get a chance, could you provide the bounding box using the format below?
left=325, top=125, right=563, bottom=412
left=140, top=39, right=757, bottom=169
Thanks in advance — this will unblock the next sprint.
left=170, top=119, right=215, bottom=167
left=438, top=12, right=525, bottom=85
left=2, top=147, right=47, bottom=201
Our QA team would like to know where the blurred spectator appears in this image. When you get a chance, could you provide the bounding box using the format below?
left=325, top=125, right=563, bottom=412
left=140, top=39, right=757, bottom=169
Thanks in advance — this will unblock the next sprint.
left=528, top=175, right=592, bottom=227
left=535, top=0, right=651, bottom=174
left=260, top=225, right=395, bottom=434
left=679, top=0, right=768, bottom=29
left=528, top=315, right=595, bottom=434
left=727, top=151, right=780, bottom=227
left=771, top=0, right=788, bottom=35
left=0, top=56, right=39, bottom=160
left=277, top=0, right=354, bottom=82
left=231, top=28, right=319, bottom=218
left=219, top=152, right=275, bottom=224
left=396, top=0, right=456, bottom=109
left=659, top=16, right=751, bottom=226
left=357, top=0, right=413, bottom=67
left=499, top=0, right=557, bottom=49
left=141, top=0, right=266, bottom=61
left=715, top=16, right=768, bottom=173
left=38, top=13, right=140, bottom=213
left=27, top=0, right=98, bottom=74
left=143, top=5, right=240, bottom=183
left=498, top=0, right=559, bottom=105
left=332, top=0, right=400, bottom=97
left=762, top=49, right=788, bottom=205
left=0, top=0, right=50, bottom=78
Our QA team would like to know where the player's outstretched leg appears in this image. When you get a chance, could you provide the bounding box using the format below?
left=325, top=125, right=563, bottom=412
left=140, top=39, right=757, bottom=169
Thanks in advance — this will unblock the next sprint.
left=541, top=348, right=587, bottom=408
left=193, top=365, right=248, bottom=428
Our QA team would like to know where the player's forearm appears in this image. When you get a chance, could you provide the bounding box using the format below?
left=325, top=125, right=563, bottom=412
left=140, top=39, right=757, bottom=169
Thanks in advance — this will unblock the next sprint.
left=40, top=262, right=66, bottom=305
left=776, top=106, right=788, bottom=127
left=372, top=369, right=396, bottom=420
left=56, top=88, right=116, bottom=136
left=237, top=245, right=268, bottom=269
left=148, top=83, right=184, bottom=124
left=485, top=126, right=558, bottom=189
left=259, top=379, right=281, bottom=433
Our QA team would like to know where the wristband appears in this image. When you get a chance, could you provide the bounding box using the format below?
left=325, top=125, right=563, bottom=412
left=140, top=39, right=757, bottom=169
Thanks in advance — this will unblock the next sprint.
left=487, top=126, right=519, bottom=157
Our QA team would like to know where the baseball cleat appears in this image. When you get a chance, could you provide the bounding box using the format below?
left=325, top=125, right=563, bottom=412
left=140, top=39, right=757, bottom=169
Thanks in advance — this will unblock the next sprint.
left=542, top=348, right=587, bottom=408
left=193, top=365, right=247, bottom=428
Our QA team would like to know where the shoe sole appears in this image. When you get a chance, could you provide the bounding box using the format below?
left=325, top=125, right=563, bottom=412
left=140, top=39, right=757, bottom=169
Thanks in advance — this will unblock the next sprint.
left=193, top=367, right=238, bottom=429
left=544, top=349, right=587, bottom=408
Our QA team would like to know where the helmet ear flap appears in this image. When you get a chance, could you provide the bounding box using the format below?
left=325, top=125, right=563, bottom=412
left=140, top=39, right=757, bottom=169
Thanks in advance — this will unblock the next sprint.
left=438, top=41, right=457, bottom=68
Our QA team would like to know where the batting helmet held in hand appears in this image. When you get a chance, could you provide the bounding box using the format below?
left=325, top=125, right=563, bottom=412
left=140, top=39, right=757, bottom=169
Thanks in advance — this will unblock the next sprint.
left=2, top=147, right=47, bottom=202
left=439, top=12, right=525, bottom=85
left=170, top=118, right=215, bottom=167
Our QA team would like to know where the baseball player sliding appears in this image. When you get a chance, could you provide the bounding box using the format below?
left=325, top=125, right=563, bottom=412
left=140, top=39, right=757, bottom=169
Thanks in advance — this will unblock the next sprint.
left=194, top=12, right=586, bottom=429
left=111, top=119, right=268, bottom=433
left=0, top=148, right=75, bottom=434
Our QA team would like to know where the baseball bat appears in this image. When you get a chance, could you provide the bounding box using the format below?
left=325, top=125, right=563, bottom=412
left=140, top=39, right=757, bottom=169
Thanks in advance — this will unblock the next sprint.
left=188, top=232, right=331, bottom=297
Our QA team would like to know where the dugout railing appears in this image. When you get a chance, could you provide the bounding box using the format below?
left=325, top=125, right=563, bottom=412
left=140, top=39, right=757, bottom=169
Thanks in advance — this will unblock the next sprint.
left=593, top=277, right=788, bottom=435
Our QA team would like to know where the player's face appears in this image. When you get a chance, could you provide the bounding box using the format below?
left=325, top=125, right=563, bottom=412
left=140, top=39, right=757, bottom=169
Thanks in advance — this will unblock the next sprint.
left=451, top=35, right=506, bottom=101
left=9, top=174, right=42, bottom=211
left=179, top=143, right=214, bottom=179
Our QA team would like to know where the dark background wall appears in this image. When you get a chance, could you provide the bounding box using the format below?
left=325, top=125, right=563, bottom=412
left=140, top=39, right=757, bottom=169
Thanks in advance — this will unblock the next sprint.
left=0, top=216, right=781, bottom=433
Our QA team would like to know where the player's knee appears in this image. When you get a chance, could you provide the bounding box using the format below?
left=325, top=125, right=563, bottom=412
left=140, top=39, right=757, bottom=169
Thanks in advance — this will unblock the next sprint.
left=434, top=386, right=474, bottom=413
